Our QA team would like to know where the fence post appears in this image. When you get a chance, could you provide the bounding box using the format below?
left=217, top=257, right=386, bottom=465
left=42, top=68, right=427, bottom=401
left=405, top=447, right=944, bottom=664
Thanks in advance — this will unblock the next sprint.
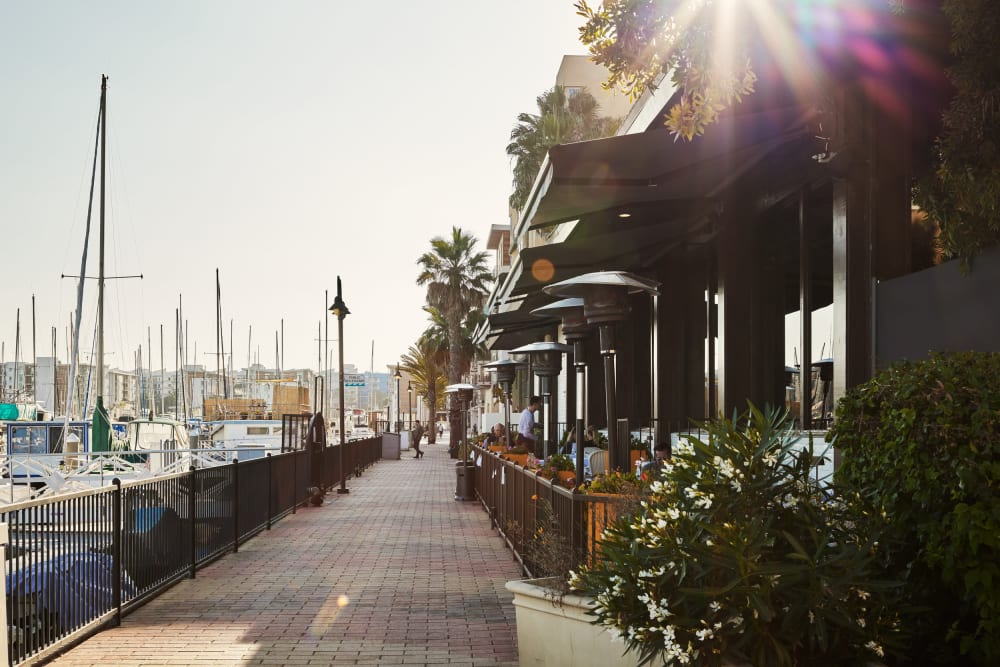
left=0, top=522, right=7, bottom=667
left=189, top=465, right=197, bottom=579
left=266, top=453, right=273, bottom=530
left=232, top=456, right=239, bottom=553
left=292, top=450, right=298, bottom=514
left=112, top=478, right=122, bottom=627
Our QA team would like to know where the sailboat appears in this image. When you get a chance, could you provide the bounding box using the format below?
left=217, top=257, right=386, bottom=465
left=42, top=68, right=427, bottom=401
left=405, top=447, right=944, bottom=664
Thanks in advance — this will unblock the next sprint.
left=50, top=76, right=189, bottom=487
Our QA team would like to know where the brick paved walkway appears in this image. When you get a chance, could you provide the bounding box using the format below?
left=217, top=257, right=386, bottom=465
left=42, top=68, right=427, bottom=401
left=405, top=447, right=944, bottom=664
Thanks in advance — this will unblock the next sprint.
left=50, top=441, right=523, bottom=666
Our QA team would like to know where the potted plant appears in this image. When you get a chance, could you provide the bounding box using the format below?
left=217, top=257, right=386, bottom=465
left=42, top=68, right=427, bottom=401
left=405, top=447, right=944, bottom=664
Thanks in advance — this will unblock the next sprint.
left=577, top=471, right=649, bottom=555
left=502, top=444, right=530, bottom=467
left=570, top=405, right=902, bottom=666
left=537, top=453, right=576, bottom=488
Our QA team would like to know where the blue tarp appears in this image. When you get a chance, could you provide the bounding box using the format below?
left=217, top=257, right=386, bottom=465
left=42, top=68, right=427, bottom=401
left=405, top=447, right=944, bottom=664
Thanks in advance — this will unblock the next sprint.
left=6, top=552, right=136, bottom=631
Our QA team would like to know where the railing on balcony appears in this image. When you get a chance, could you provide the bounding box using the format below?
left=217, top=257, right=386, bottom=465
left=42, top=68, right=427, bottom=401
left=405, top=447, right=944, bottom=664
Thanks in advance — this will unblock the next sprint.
left=2, top=436, right=383, bottom=667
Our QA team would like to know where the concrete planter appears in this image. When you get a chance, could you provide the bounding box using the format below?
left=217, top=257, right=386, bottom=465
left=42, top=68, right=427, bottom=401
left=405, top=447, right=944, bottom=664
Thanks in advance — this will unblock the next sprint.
left=505, top=578, right=639, bottom=667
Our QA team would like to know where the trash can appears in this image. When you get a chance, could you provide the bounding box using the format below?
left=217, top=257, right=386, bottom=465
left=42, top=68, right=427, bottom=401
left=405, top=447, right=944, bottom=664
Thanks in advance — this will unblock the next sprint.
left=455, top=463, right=475, bottom=501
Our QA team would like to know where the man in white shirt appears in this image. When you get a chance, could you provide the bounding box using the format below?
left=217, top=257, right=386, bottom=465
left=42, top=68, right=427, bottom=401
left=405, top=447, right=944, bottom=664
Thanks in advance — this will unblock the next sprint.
left=516, top=395, right=541, bottom=455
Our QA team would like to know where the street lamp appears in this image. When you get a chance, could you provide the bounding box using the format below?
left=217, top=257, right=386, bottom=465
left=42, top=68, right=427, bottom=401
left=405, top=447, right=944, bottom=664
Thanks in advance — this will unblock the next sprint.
left=393, top=366, right=402, bottom=433
left=544, top=271, right=660, bottom=472
left=328, top=276, right=350, bottom=495
left=407, top=380, right=413, bottom=430
left=511, top=339, right=572, bottom=460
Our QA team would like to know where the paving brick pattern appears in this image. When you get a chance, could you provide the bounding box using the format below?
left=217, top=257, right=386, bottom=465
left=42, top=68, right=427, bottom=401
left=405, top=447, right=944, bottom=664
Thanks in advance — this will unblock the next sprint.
left=50, top=441, right=523, bottom=666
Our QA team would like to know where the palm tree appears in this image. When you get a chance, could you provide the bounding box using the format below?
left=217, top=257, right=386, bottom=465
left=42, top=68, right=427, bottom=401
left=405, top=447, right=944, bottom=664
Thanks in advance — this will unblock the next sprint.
left=507, top=86, right=622, bottom=211
left=416, top=227, right=492, bottom=450
left=399, top=338, right=447, bottom=444
left=421, top=305, right=487, bottom=379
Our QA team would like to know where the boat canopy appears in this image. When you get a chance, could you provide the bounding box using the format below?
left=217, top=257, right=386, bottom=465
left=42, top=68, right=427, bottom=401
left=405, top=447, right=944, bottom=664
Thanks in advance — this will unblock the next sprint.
left=0, top=403, right=39, bottom=421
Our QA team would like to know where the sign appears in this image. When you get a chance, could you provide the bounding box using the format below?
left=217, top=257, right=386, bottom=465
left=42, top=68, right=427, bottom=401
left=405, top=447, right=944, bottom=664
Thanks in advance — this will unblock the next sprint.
left=344, top=373, right=366, bottom=387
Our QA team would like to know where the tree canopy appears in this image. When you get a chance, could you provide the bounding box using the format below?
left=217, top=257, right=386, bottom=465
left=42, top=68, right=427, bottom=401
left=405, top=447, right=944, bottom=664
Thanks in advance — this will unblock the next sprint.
left=415, top=227, right=491, bottom=385
left=576, top=0, right=1000, bottom=259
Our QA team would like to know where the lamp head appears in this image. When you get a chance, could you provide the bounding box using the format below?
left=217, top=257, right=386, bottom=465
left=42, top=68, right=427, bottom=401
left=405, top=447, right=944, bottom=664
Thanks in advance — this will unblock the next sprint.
left=543, top=271, right=659, bottom=325
left=329, top=277, right=350, bottom=319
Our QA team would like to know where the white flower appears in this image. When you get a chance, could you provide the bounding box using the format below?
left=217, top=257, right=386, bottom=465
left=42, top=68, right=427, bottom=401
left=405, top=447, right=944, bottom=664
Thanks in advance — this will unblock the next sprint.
left=709, top=601, right=721, bottom=613
left=866, top=641, right=884, bottom=658
left=695, top=627, right=714, bottom=641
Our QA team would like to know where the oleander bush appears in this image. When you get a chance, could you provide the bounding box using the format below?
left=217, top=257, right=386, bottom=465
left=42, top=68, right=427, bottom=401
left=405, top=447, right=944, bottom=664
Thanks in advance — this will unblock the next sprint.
left=571, top=405, right=901, bottom=666
left=831, top=351, right=1000, bottom=665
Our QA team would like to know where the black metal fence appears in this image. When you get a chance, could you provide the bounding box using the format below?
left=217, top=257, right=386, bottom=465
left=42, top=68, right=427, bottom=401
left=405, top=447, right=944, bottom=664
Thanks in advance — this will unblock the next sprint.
left=471, top=444, right=624, bottom=577
left=3, top=436, right=382, bottom=666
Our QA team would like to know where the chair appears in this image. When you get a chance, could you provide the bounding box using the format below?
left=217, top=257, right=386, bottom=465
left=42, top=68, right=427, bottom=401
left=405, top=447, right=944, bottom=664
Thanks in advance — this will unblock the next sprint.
left=588, top=449, right=608, bottom=476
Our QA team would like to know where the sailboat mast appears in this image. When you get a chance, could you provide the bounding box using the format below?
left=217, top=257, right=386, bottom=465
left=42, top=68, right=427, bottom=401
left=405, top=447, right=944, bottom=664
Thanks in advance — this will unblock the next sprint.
left=97, top=74, right=106, bottom=398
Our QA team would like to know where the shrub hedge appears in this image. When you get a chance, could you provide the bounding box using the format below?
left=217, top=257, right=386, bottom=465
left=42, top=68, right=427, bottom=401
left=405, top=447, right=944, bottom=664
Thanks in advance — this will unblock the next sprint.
left=832, top=351, right=1000, bottom=665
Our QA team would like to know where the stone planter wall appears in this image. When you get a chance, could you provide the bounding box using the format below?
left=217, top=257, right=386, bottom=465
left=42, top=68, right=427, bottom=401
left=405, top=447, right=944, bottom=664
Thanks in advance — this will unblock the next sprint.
left=506, top=578, right=639, bottom=667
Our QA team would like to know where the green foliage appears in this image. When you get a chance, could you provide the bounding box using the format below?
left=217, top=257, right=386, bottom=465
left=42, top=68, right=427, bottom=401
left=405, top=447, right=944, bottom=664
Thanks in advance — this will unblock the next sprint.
left=506, top=85, right=621, bottom=210
left=831, top=352, right=1000, bottom=665
left=538, top=453, right=577, bottom=486
left=578, top=470, right=645, bottom=495
left=575, top=0, right=756, bottom=140
left=914, top=1, right=1000, bottom=263
left=415, top=227, right=491, bottom=385
left=572, top=405, right=901, bottom=666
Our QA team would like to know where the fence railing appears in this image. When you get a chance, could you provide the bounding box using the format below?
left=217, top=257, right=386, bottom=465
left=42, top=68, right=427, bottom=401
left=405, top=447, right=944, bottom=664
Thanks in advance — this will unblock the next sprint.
left=471, top=444, right=624, bottom=577
left=2, top=436, right=382, bottom=667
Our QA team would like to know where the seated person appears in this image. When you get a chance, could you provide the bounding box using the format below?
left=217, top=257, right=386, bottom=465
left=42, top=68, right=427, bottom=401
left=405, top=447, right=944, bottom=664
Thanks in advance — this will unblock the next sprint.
left=484, top=422, right=507, bottom=447
left=641, top=441, right=671, bottom=478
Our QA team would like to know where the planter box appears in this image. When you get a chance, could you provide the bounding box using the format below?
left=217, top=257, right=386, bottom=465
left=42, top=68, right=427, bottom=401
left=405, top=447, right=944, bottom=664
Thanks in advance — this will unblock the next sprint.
left=506, top=578, right=639, bottom=667
left=503, top=453, right=529, bottom=467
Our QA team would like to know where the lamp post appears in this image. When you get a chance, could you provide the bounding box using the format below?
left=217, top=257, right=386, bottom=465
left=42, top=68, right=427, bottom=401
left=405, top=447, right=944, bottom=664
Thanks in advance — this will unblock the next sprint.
left=407, top=380, right=413, bottom=430
left=483, top=358, right=524, bottom=450
left=328, top=276, right=350, bottom=495
left=531, top=298, right=588, bottom=481
left=511, top=340, right=572, bottom=460
left=393, top=365, right=402, bottom=433
left=544, top=271, right=660, bottom=472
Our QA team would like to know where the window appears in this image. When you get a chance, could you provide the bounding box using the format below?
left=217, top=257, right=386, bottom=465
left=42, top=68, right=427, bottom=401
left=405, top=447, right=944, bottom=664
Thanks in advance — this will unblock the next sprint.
left=247, top=427, right=269, bottom=436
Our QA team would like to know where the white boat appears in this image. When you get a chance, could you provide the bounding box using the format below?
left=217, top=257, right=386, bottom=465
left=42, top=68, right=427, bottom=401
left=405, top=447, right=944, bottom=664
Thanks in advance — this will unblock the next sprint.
left=208, top=419, right=282, bottom=460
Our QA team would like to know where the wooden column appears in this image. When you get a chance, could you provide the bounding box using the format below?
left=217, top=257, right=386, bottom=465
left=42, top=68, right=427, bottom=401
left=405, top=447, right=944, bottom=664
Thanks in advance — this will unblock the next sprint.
left=832, top=85, right=912, bottom=407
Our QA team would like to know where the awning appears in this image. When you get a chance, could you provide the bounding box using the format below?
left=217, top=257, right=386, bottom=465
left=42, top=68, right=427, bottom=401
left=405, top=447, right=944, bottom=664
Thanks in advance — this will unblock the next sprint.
left=528, top=105, right=815, bottom=230
left=511, top=213, right=705, bottom=298
left=484, top=291, right=559, bottom=351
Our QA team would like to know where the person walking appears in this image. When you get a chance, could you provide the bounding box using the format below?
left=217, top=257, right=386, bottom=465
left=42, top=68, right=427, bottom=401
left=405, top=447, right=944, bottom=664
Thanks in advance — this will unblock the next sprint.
left=516, top=395, right=541, bottom=455
left=411, top=419, right=426, bottom=458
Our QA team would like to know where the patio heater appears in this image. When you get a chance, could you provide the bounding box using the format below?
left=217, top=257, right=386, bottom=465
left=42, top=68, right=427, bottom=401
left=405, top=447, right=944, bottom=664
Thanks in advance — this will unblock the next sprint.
left=531, top=298, right=588, bottom=482
left=544, top=272, right=660, bottom=472
left=511, top=339, right=572, bottom=460
left=482, top=358, right=523, bottom=449
left=446, top=383, right=476, bottom=501
left=393, top=366, right=402, bottom=433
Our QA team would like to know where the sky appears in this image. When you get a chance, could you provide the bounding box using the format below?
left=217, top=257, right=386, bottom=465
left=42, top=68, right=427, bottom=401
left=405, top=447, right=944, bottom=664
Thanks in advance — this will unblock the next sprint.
left=0, top=0, right=591, bottom=376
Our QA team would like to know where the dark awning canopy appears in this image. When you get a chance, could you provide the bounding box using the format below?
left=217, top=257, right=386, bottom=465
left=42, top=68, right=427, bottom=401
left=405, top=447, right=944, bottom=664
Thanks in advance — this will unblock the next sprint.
left=485, top=290, right=559, bottom=351
left=527, top=105, right=816, bottom=230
